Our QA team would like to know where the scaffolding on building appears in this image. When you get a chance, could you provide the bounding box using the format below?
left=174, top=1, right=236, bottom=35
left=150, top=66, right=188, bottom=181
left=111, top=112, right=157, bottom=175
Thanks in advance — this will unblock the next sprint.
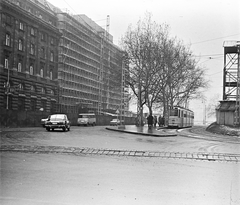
left=223, top=41, right=240, bottom=125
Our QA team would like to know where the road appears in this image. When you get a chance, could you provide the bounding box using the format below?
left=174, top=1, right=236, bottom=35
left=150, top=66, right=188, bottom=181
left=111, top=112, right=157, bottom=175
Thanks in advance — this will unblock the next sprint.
left=1, top=126, right=240, bottom=205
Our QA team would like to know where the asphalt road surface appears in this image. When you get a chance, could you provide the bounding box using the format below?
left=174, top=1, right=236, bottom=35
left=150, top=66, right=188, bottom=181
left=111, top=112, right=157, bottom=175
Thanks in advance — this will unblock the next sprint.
left=1, top=126, right=240, bottom=205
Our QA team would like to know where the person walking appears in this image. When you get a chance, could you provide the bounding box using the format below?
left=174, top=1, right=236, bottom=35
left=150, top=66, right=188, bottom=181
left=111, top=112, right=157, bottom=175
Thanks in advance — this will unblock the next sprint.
left=154, top=116, right=157, bottom=127
left=158, top=115, right=162, bottom=127
left=147, top=114, right=154, bottom=129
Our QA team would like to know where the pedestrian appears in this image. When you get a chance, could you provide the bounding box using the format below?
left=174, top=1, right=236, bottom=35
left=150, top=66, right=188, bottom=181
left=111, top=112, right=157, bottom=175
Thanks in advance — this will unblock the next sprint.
left=154, top=116, right=157, bottom=127
left=158, top=115, right=162, bottom=127
left=147, top=114, right=153, bottom=129
left=161, top=116, right=165, bottom=126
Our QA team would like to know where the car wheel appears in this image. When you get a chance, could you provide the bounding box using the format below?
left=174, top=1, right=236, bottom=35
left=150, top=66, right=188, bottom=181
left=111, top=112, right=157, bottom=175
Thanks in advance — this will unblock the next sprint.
left=68, top=126, right=70, bottom=131
left=46, top=127, right=50, bottom=131
left=62, top=127, right=66, bottom=132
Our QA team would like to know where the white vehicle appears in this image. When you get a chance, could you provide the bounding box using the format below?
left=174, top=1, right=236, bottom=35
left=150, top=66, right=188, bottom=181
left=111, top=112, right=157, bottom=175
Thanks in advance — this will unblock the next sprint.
left=77, top=113, right=96, bottom=126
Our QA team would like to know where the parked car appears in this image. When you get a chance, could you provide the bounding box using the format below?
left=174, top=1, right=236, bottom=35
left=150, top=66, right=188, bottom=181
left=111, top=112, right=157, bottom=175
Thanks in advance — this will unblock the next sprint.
left=45, top=114, right=70, bottom=132
left=41, top=117, right=48, bottom=127
left=110, top=118, right=124, bottom=126
left=77, top=113, right=96, bottom=126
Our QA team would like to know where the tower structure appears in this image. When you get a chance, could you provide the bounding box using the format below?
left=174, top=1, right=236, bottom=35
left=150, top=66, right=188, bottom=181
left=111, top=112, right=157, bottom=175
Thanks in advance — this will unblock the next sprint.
left=223, top=41, right=240, bottom=125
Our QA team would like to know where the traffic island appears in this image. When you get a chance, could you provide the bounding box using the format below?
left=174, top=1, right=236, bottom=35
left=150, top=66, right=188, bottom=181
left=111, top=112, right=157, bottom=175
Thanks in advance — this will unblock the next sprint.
left=106, top=125, right=177, bottom=137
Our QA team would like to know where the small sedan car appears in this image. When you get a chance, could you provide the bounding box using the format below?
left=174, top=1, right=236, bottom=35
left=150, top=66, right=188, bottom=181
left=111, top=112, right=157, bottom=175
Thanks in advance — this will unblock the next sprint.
left=110, top=119, right=123, bottom=126
left=41, top=117, right=48, bottom=127
left=45, top=114, right=70, bottom=132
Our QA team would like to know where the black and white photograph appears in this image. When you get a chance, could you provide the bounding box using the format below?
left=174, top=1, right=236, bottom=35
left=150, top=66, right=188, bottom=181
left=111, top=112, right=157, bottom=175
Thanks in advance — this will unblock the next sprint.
left=0, top=0, right=240, bottom=204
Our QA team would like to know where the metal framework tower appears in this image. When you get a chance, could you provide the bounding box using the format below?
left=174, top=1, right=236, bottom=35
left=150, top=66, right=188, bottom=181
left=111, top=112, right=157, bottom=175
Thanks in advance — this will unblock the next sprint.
left=105, top=15, right=110, bottom=41
left=223, top=41, right=240, bottom=125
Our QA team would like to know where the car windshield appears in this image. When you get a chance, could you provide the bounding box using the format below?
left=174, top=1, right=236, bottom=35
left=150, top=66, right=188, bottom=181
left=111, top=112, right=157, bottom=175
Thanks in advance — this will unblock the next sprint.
left=79, top=115, right=91, bottom=118
left=49, top=115, right=65, bottom=121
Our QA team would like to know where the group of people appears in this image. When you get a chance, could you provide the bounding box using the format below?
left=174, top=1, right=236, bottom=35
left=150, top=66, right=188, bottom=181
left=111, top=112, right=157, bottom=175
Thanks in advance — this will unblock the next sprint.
left=147, top=114, right=165, bottom=128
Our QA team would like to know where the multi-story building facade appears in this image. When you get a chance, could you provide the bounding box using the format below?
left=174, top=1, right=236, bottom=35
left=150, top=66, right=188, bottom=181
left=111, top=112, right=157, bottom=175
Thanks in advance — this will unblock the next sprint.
left=55, top=12, right=125, bottom=115
left=0, top=0, right=61, bottom=114
left=0, top=0, right=129, bottom=126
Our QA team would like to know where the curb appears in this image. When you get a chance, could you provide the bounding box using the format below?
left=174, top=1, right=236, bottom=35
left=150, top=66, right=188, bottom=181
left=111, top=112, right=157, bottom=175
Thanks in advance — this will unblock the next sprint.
left=106, top=127, right=177, bottom=137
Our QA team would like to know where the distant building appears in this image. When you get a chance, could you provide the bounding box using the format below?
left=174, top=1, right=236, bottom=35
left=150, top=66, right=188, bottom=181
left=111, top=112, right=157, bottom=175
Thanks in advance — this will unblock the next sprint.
left=0, top=0, right=61, bottom=113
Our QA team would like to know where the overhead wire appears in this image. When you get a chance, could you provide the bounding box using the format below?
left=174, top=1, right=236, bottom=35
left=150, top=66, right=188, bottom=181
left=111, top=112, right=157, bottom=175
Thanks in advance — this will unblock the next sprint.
left=192, top=33, right=240, bottom=45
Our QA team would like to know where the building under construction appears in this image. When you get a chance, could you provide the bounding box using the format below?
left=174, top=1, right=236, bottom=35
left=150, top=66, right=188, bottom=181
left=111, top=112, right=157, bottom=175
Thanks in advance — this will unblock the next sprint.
left=0, top=0, right=130, bottom=127
left=55, top=11, right=127, bottom=115
left=216, top=41, right=240, bottom=126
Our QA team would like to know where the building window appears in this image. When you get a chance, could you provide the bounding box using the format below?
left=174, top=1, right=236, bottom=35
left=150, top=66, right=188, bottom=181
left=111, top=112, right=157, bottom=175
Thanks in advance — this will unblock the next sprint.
left=41, top=87, right=46, bottom=94
left=30, top=98, right=36, bottom=111
left=4, top=58, right=9, bottom=68
left=18, top=39, right=23, bottom=51
left=41, top=32, right=46, bottom=41
left=19, top=22, right=24, bottom=30
left=30, top=27, right=35, bottom=36
left=18, top=97, right=25, bottom=110
left=41, top=47, right=45, bottom=58
left=30, top=43, right=35, bottom=55
left=50, top=37, right=54, bottom=45
left=40, top=68, right=44, bottom=77
left=30, top=85, right=36, bottom=92
left=50, top=70, right=53, bottom=80
left=18, top=62, right=22, bottom=72
left=29, top=65, right=34, bottom=75
left=5, top=33, right=10, bottom=46
left=50, top=51, right=54, bottom=61
left=19, top=83, right=24, bottom=90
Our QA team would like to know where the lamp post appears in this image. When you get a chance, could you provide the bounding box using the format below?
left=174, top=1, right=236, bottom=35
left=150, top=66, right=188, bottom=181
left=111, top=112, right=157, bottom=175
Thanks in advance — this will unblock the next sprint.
left=6, top=63, right=10, bottom=110
left=202, top=99, right=207, bottom=125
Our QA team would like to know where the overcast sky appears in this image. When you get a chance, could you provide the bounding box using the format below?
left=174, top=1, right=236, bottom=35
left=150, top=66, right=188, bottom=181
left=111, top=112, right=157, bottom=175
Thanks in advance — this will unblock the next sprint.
left=47, top=0, right=240, bottom=123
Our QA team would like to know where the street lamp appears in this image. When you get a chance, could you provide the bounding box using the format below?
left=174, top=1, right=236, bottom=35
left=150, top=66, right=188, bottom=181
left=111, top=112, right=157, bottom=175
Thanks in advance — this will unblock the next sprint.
left=6, top=61, right=10, bottom=110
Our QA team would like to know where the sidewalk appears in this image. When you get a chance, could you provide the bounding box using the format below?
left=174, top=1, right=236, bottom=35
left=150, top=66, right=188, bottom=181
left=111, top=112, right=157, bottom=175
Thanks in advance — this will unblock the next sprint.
left=106, top=125, right=177, bottom=137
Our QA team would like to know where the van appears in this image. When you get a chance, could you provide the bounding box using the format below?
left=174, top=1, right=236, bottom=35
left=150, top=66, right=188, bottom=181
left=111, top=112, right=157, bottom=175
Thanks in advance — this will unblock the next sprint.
left=77, top=113, right=96, bottom=126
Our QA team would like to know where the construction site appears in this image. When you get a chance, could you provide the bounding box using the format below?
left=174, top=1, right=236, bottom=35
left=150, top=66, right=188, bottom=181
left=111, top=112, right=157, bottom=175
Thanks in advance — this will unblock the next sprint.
left=216, top=41, right=240, bottom=127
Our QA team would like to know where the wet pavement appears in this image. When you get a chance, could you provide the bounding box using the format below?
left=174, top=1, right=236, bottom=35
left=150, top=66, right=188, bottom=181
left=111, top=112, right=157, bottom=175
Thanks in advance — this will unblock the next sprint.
left=106, top=125, right=176, bottom=137
left=1, top=125, right=240, bottom=163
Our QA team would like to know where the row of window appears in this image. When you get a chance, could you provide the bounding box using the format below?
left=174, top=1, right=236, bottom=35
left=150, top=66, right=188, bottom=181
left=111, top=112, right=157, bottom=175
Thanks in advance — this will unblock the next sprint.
left=7, top=0, right=57, bottom=27
left=5, top=34, right=55, bottom=60
left=4, top=58, right=54, bottom=79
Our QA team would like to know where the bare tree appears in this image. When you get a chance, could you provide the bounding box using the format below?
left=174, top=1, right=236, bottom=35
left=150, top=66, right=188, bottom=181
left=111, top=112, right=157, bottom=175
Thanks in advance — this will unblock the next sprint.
left=121, top=13, right=169, bottom=125
left=121, top=12, right=208, bottom=125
